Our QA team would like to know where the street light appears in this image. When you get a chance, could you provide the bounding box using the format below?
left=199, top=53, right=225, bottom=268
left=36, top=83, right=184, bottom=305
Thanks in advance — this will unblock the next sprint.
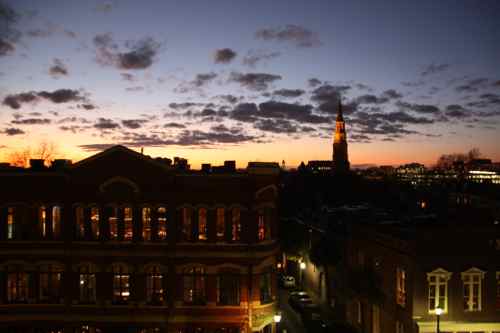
left=435, top=307, right=443, bottom=333
left=274, top=311, right=282, bottom=333
left=299, top=262, right=306, bottom=289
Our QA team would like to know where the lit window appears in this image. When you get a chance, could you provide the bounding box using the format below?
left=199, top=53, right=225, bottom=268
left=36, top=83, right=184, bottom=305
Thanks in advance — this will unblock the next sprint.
left=79, top=264, right=96, bottom=303
left=231, top=207, right=241, bottom=242
left=182, top=207, right=192, bottom=241
left=216, top=207, right=225, bottom=241
left=52, top=206, right=61, bottom=239
left=258, top=209, right=271, bottom=241
left=75, top=206, right=85, bottom=239
left=146, top=265, right=164, bottom=305
left=7, top=265, right=29, bottom=303
left=183, top=266, right=206, bottom=305
left=157, top=206, right=167, bottom=240
left=198, top=208, right=207, bottom=241
left=142, top=207, right=152, bottom=241
left=396, top=267, right=406, bottom=307
left=90, top=207, right=100, bottom=239
left=39, top=205, right=47, bottom=238
left=112, top=264, right=130, bottom=304
left=427, top=268, right=452, bottom=313
left=217, top=273, right=240, bottom=305
left=39, top=264, right=63, bottom=303
left=461, top=267, right=485, bottom=312
left=7, top=207, right=15, bottom=240
left=259, top=269, right=272, bottom=304
left=123, top=207, right=133, bottom=240
left=109, top=207, right=118, bottom=240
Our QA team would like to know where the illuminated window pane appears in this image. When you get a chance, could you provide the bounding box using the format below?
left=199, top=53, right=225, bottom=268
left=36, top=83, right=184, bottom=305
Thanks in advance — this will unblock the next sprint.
left=396, top=267, right=406, bottom=307
left=109, top=207, right=118, bottom=240
left=183, top=267, right=206, bottom=305
left=427, top=269, right=450, bottom=313
left=76, top=206, right=85, bottom=239
left=90, top=207, right=100, bottom=239
left=123, top=207, right=133, bottom=240
left=257, top=210, right=265, bottom=241
left=182, top=207, right=192, bottom=241
left=142, top=207, right=152, bottom=241
left=231, top=207, right=241, bottom=241
left=146, top=265, right=164, bottom=304
left=462, top=271, right=483, bottom=312
left=39, top=206, right=47, bottom=238
left=79, top=264, right=96, bottom=304
left=39, top=264, right=63, bottom=303
left=7, top=267, right=29, bottom=303
left=112, top=264, right=130, bottom=304
left=52, top=206, right=61, bottom=239
left=198, top=208, right=207, bottom=241
left=7, top=207, right=15, bottom=240
left=157, top=206, right=167, bottom=240
left=216, top=207, right=225, bottom=241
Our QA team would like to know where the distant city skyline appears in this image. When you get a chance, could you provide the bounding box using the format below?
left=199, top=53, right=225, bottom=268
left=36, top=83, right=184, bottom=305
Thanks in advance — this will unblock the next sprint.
left=1, top=0, right=500, bottom=168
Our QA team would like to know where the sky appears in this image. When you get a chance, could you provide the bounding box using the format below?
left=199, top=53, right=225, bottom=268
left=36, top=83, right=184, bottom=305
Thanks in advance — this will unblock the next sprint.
left=1, top=0, right=499, bottom=168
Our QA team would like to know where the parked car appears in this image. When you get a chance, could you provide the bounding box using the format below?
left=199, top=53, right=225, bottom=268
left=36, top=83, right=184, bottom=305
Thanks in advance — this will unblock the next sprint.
left=289, top=291, right=312, bottom=310
left=281, top=275, right=296, bottom=288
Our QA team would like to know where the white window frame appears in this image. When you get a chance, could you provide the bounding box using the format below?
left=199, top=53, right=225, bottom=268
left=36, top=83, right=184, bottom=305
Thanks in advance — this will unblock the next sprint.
left=427, top=268, right=452, bottom=314
left=461, top=267, right=485, bottom=312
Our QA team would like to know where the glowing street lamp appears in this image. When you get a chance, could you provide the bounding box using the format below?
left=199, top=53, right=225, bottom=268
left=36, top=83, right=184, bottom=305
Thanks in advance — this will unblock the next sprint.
left=274, top=312, right=282, bottom=323
left=299, top=261, right=306, bottom=289
left=300, top=262, right=306, bottom=270
left=435, top=307, right=443, bottom=333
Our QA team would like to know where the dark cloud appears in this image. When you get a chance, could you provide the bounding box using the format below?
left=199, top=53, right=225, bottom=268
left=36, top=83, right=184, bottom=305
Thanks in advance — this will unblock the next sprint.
left=192, top=72, right=217, bottom=87
left=94, top=118, right=120, bottom=130
left=3, top=127, right=24, bottom=135
left=38, top=89, right=85, bottom=104
left=229, top=72, right=282, bottom=91
left=311, top=84, right=351, bottom=103
left=49, top=58, right=68, bottom=77
left=94, top=33, right=161, bottom=70
left=0, top=38, right=15, bottom=56
left=273, top=88, right=305, bottom=98
left=217, top=94, right=241, bottom=104
left=214, top=48, right=237, bottom=64
left=455, top=78, right=489, bottom=93
left=164, top=122, right=186, bottom=128
left=242, top=50, right=281, bottom=67
left=2, top=92, right=38, bottom=109
left=308, top=78, right=322, bottom=88
left=78, top=103, right=96, bottom=110
left=168, top=102, right=201, bottom=110
left=445, top=104, right=470, bottom=118
left=421, top=63, right=450, bottom=76
left=120, top=73, right=136, bottom=81
left=355, top=94, right=389, bottom=105
left=57, top=117, right=91, bottom=124
left=466, top=93, right=500, bottom=108
left=121, top=119, right=148, bottom=129
left=381, top=89, right=403, bottom=99
left=254, top=119, right=297, bottom=134
left=396, top=101, right=440, bottom=114
left=0, top=1, right=20, bottom=57
left=255, top=25, right=322, bottom=48
left=355, top=83, right=372, bottom=91
left=11, top=118, right=51, bottom=125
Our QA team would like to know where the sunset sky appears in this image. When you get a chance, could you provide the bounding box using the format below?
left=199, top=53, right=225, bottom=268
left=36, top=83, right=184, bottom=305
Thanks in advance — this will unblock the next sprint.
left=1, top=0, right=499, bottom=168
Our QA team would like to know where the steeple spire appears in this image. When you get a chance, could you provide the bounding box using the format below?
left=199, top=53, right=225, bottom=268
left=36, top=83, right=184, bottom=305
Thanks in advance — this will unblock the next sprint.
left=332, top=97, right=350, bottom=173
left=336, top=98, right=344, bottom=121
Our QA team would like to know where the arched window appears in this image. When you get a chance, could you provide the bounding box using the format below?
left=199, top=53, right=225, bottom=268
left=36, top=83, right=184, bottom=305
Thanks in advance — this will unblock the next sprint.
left=231, top=207, right=241, bottom=242
left=145, top=264, right=165, bottom=305
left=90, top=207, right=100, bottom=239
left=52, top=206, right=61, bottom=239
left=216, top=207, right=225, bottom=241
left=112, top=263, right=130, bottom=304
left=257, top=209, right=271, bottom=242
left=7, top=207, right=15, bottom=240
left=7, top=264, right=29, bottom=303
left=39, top=205, right=47, bottom=238
left=183, top=266, right=206, bottom=305
left=157, top=206, right=167, bottom=240
left=142, top=207, right=152, bottom=241
left=181, top=207, right=192, bottom=241
left=109, top=207, right=119, bottom=240
left=75, top=206, right=85, bottom=240
left=79, top=263, right=96, bottom=303
left=39, top=263, right=63, bottom=303
left=123, top=206, right=133, bottom=240
left=198, top=208, right=207, bottom=241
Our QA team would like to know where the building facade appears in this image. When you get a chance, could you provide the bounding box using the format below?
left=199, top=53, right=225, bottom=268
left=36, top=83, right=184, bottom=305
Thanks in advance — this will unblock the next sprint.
left=0, top=146, right=280, bottom=333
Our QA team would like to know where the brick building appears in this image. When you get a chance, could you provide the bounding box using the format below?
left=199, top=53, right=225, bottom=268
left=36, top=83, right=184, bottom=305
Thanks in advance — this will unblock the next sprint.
left=0, top=145, right=280, bottom=333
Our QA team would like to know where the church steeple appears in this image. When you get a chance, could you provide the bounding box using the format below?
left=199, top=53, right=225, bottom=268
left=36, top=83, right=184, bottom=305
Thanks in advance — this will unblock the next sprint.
left=333, top=98, right=350, bottom=173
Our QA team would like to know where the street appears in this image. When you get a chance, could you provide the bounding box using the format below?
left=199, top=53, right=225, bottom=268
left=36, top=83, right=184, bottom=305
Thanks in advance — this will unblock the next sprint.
left=276, top=287, right=306, bottom=333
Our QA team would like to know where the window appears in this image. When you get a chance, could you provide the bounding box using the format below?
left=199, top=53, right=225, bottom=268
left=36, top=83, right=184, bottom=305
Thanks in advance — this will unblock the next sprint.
left=112, top=264, right=130, bottom=304
left=216, top=208, right=225, bottom=241
left=257, top=209, right=271, bottom=241
left=396, top=267, right=406, bottom=307
left=76, top=206, right=85, bottom=239
left=396, top=321, right=404, bottom=333
left=52, top=206, right=61, bottom=239
left=182, top=207, right=192, bottom=241
left=79, top=264, right=96, bottom=303
left=109, top=207, right=118, bottom=240
left=146, top=265, right=164, bottom=305
left=157, top=206, right=167, bottom=240
left=142, top=207, right=152, bottom=241
left=372, top=305, right=380, bottom=333
left=7, top=265, right=29, bottom=303
left=217, top=274, right=240, bottom=305
left=123, top=207, right=133, bottom=240
left=39, top=264, right=63, bottom=303
left=231, top=207, right=241, bottom=241
left=7, top=207, right=15, bottom=240
left=183, top=267, right=206, bottom=305
left=427, top=268, right=452, bottom=313
left=198, top=208, right=208, bottom=241
left=90, top=207, right=100, bottom=239
left=461, top=268, right=485, bottom=312
left=259, top=270, right=272, bottom=304
left=39, top=205, right=47, bottom=238
left=496, top=272, right=500, bottom=310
